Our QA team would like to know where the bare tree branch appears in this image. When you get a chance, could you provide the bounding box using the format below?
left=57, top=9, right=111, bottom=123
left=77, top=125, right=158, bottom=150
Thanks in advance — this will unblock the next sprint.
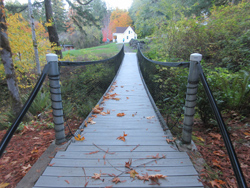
left=76, top=0, right=93, bottom=6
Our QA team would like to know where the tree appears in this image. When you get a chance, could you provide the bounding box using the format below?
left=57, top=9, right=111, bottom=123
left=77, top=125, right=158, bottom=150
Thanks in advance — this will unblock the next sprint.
left=45, top=0, right=62, bottom=58
left=102, top=10, right=112, bottom=42
left=109, top=8, right=133, bottom=33
left=0, top=0, right=24, bottom=117
left=28, top=0, right=41, bottom=75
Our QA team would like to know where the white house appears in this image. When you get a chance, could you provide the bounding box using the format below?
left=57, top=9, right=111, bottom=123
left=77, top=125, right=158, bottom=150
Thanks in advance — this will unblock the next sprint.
left=113, top=26, right=137, bottom=43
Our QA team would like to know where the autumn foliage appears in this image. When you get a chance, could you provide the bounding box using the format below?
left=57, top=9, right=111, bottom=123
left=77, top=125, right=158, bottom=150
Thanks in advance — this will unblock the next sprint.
left=0, top=13, right=51, bottom=88
left=109, top=9, right=133, bottom=34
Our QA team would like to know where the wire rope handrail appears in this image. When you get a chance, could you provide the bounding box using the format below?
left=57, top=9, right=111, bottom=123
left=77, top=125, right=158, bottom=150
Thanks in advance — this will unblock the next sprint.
left=198, top=63, right=247, bottom=188
left=137, top=46, right=247, bottom=188
left=137, top=45, right=190, bottom=68
left=59, top=45, right=124, bottom=66
left=0, top=64, right=51, bottom=157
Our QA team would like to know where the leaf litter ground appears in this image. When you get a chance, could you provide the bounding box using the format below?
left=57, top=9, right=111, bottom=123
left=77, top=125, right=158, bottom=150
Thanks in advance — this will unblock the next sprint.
left=0, top=113, right=81, bottom=188
left=190, top=114, right=250, bottom=188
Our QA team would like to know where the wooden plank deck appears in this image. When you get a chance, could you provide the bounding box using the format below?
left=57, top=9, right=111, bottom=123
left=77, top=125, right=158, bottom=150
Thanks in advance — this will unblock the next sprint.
left=34, top=53, right=203, bottom=188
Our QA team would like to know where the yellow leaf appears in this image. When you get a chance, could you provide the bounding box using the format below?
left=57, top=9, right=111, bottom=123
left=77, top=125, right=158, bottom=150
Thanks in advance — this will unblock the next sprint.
left=75, top=134, right=85, bottom=141
left=0, top=183, right=10, bottom=188
left=197, top=136, right=205, bottom=142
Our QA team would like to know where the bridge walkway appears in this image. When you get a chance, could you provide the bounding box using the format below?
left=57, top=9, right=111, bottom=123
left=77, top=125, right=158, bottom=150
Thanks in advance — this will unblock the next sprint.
left=34, top=53, right=203, bottom=187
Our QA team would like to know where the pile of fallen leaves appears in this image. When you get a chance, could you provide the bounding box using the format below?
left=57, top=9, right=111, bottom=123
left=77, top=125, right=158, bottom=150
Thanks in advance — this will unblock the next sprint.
left=0, top=114, right=81, bottom=188
left=87, top=147, right=167, bottom=187
left=191, top=112, right=250, bottom=188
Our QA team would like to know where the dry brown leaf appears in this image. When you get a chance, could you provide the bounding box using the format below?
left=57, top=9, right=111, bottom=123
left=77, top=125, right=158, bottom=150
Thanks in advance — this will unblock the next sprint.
left=112, top=177, right=121, bottom=184
left=166, top=137, right=177, bottom=143
left=210, top=179, right=226, bottom=188
left=64, top=180, right=70, bottom=184
left=209, top=133, right=221, bottom=140
left=125, top=159, right=132, bottom=169
left=146, top=116, right=155, bottom=119
left=117, top=113, right=125, bottom=117
left=92, top=172, right=102, bottom=180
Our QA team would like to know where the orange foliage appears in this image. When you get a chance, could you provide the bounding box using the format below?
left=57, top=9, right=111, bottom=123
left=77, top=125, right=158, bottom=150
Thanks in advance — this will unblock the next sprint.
left=109, top=8, right=133, bottom=33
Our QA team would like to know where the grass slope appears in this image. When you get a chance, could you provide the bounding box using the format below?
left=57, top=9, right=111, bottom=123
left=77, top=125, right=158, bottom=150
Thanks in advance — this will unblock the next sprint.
left=63, top=43, right=121, bottom=58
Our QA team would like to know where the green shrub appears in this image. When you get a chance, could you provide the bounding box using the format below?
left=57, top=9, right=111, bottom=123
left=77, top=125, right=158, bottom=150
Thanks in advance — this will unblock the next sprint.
left=22, top=90, right=51, bottom=116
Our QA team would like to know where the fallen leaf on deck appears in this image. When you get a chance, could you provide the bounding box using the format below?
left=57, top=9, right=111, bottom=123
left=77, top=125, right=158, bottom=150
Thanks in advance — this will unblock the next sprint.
left=128, top=169, right=138, bottom=178
left=117, top=113, right=125, bottom=117
left=112, top=177, right=121, bottom=184
left=166, top=137, right=177, bottom=143
left=125, top=159, right=132, bottom=169
left=92, top=172, right=102, bottom=180
left=117, top=132, right=127, bottom=142
left=146, top=116, right=155, bottom=119
left=64, top=180, right=70, bottom=184
left=92, top=105, right=104, bottom=114
left=136, top=172, right=149, bottom=182
left=75, top=134, right=85, bottom=141
left=148, top=174, right=167, bottom=185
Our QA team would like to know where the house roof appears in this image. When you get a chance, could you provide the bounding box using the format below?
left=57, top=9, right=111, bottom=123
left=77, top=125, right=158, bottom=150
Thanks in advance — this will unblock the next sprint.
left=115, top=26, right=135, bottom=33
left=115, top=27, right=128, bottom=33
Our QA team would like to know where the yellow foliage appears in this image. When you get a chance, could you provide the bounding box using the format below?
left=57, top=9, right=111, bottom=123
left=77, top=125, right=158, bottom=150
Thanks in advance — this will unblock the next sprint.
left=0, top=13, right=52, bottom=89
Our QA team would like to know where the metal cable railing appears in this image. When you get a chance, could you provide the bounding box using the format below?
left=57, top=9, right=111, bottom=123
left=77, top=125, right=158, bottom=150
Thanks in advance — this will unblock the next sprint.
left=0, top=64, right=51, bottom=157
left=137, top=45, right=247, bottom=187
left=198, top=63, right=247, bottom=188
left=58, top=46, right=124, bottom=133
left=137, top=46, right=189, bottom=133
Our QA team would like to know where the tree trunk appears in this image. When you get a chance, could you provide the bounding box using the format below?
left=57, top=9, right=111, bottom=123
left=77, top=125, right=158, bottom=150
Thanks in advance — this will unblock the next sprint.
left=45, top=0, right=63, bottom=58
left=28, top=0, right=41, bottom=75
left=0, top=0, right=24, bottom=118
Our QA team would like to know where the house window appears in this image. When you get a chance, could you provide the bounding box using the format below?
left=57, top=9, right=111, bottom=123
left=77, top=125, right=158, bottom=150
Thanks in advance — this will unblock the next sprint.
left=129, top=31, right=130, bottom=34
left=127, top=36, right=128, bottom=39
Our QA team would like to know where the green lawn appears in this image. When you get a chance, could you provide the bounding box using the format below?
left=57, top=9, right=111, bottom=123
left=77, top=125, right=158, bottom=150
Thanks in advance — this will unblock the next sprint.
left=62, top=43, right=121, bottom=59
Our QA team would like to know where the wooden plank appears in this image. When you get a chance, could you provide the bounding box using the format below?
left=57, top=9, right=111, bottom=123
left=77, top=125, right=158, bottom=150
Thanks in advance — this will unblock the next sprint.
left=66, top=145, right=178, bottom=152
left=69, top=140, right=169, bottom=145
left=77, top=137, right=167, bottom=142
left=42, top=166, right=199, bottom=177
left=34, top=176, right=203, bottom=187
left=55, top=151, right=189, bottom=159
left=49, top=158, right=194, bottom=168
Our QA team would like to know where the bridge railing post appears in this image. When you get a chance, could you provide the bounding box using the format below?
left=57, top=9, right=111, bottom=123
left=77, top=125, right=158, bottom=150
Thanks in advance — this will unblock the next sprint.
left=46, top=54, right=66, bottom=144
left=182, top=53, right=202, bottom=144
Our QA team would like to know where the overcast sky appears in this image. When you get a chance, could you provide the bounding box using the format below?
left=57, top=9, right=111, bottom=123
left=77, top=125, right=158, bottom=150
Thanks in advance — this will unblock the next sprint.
left=104, top=0, right=133, bottom=10
left=6, top=0, right=133, bottom=10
